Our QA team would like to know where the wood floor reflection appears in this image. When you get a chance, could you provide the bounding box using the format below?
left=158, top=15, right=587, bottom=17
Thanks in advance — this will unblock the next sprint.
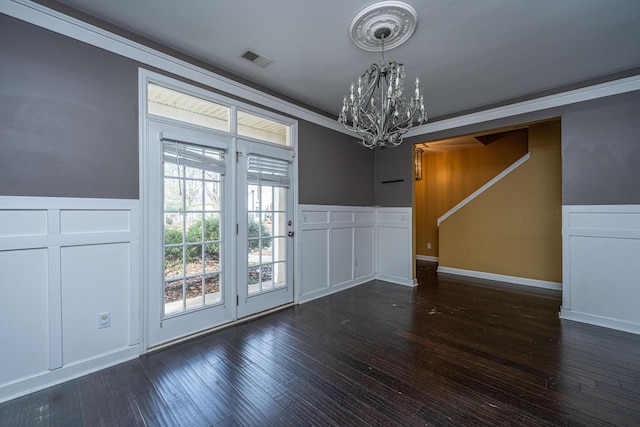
left=2, top=261, right=640, bottom=426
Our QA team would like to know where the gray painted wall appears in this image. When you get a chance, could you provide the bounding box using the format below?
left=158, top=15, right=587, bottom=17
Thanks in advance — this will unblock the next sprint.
left=562, top=91, right=640, bottom=205
left=1, top=15, right=372, bottom=206
left=4, top=15, right=639, bottom=207
left=374, top=141, right=414, bottom=207
left=298, top=121, right=374, bottom=206
left=0, top=15, right=139, bottom=199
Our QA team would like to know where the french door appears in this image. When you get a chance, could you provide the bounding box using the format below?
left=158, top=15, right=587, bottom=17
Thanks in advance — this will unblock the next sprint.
left=236, top=139, right=294, bottom=318
left=146, top=120, right=234, bottom=347
left=146, top=120, right=294, bottom=348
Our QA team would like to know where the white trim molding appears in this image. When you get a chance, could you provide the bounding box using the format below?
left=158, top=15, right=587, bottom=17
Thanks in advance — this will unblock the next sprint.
left=560, top=205, right=640, bottom=335
left=406, top=75, right=640, bottom=137
left=437, top=266, right=562, bottom=291
left=0, top=196, right=141, bottom=403
left=416, top=255, right=439, bottom=263
left=2, top=0, right=640, bottom=140
left=438, top=153, right=530, bottom=226
left=0, top=347, right=139, bottom=405
left=1, top=0, right=346, bottom=135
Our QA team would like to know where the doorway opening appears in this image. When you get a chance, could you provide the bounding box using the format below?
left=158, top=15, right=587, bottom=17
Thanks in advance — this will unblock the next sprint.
left=413, top=120, right=562, bottom=287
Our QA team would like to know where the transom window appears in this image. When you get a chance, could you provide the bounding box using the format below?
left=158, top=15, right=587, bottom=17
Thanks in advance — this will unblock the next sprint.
left=238, top=110, right=290, bottom=146
left=148, top=83, right=291, bottom=146
left=148, top=83, right=230, bottom=132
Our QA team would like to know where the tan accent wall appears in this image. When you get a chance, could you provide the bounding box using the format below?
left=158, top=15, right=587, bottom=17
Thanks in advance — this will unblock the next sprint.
left=415, top=130, right=529, bottom=258
left=438, top=121, right=562, bottom=282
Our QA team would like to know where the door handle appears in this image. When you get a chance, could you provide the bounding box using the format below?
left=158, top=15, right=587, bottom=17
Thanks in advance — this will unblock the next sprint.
left=287, top=231, right=294, bottom=237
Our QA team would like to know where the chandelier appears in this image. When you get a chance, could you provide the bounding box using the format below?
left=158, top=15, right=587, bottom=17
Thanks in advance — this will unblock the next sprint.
left=338, top=1, right=427, bottom=149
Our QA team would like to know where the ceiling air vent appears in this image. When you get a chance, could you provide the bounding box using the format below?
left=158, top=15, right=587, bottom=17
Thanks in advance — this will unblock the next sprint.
left=241, top=50, right=273, bottom=68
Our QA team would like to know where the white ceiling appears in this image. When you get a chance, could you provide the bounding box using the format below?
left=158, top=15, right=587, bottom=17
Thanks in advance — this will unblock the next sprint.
left=54, top=0, right=640, bottom=120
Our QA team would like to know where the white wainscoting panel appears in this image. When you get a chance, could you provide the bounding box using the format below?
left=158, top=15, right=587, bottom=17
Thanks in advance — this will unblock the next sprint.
left=300, top=228, right=329, bottom=296
left=330, top=227, right=354, bottom=286
left=60, top=209, right=131, bottom=234
left=355, top=226, right=374, bottom=279
left=298, top=205, right=375, bottom=303
left=298, top=205, right=414, bottom=303
left=61, top=243, right=132, bottom=363
left=0, top=248, right=49, bottom=385
left=0, top=197, right=140, bottom=403
left=376, top=208, right=416, bottom=287
left=561, top=205, right=640, bottom=334
left=0, top=210, right=48, bottom=237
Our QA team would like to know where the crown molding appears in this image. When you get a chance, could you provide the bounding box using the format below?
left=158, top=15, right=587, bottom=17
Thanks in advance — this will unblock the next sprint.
left=3, top=0, right=639, bottom=140
left=407, top=74, right=640, bottom=138
left=1, top=0, right=350, bottom=135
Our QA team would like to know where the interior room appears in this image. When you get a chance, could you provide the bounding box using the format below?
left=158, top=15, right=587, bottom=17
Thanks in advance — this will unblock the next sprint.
left=1, top=0, right=640, bottom=425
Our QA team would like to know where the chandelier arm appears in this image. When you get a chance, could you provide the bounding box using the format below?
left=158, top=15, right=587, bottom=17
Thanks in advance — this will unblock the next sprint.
left=358, top=107, right=379, bottom=132
left=392, top=114, right=413, bottom=130
left=347, top=71, right=379, bottom=132
left=354, top=88, right=380, bottom=132
left=341, top=113, right=378, bottom=142
left=353, top=127, right=380, bottom=148
left=383, top=98, right=399, bottom=130
left=346, top=109, right=375, bottom=136
left=359, top=67, right=381, bottom=105
left=391, top=94, right=421, bottom=128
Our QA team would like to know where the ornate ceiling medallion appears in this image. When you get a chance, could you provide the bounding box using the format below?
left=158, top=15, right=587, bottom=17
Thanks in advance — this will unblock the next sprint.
left=349, top=1, right=418, bottom=52
left=339, top=1, right=426, bottom=149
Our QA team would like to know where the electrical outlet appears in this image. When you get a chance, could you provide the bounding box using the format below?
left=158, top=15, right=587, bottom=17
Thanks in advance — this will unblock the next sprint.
left=98, top=312, right=110, bottom=329
left=427, top=243, right=432, bottom=249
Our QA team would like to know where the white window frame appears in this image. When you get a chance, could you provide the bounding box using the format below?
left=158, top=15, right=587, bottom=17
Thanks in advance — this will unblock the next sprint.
left=139, top=69, right=299, bottom=352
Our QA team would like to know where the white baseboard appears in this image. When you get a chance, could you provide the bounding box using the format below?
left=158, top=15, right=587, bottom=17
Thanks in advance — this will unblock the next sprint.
left=297, top=272, right=418, bottom=305
left=0, top=345, right=139, bottom=404
left=437, top=266, right=562, bottom=291
left=297, top=275, right=375, bottom=304
left=375, top=274, right=418, bottom=287
left=416, top=255, right=439, bottom=262
left=560, top=308, right=640, bottom=335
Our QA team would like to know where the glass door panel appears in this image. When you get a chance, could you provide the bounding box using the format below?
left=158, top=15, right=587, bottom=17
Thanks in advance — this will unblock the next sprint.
left=147, top=120, right=233, bottom=348
left=247, top=185, right=287, bottom=296
left=237, top=140, right=294, bottom=318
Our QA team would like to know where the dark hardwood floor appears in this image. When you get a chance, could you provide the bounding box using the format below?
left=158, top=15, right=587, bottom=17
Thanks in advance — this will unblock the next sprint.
left=2, top=261, right=640, bottom=426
